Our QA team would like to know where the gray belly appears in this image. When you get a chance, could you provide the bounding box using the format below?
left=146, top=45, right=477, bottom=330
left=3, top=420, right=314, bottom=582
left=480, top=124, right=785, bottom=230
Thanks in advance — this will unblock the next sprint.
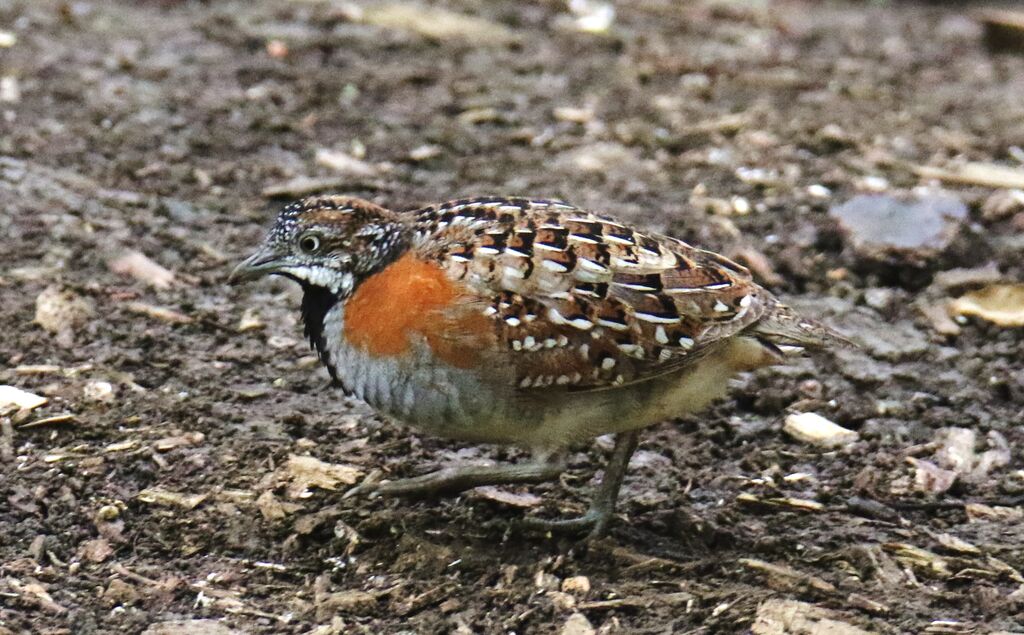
left=321, top=306, right=756, bottom=450
left=322, top=305, right=516, bottom=441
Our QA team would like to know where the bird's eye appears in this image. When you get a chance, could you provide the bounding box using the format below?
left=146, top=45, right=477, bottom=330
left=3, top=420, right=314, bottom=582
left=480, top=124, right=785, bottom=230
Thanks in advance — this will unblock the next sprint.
left=298, top=233, right=322, bottom=254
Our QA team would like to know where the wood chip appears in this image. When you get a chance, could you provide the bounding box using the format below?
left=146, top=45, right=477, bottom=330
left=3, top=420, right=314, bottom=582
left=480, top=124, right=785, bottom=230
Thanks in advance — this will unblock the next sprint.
left=18, top=414, right=75, bottom=429
left=907, top=457, right=958, bottom=494
left=262, top=176, right=368, bottom=198
left=752, top=599, right=872, bottom=635
left=108, top=250, right=176, bottom=289
left=137, top=487, right=208, bottom=510
left=739, top=558, right=837, bottom=595
left=14, top=364, right=63, bottom=375
left=470, top=486, right=542, bottom=508
left=784, top=412, right=858, bottom=447
left=255, top=490, right=302, bottom=521
left=915, top=162, right=1024, bottom=190
left=964, top=503, right=1024, bottom=522
left=560, top=613, right=595, bottom=635
left=883, top=543, right=952, bottom=578
left=950, top=283, right=1024, bottom=327
left=561, top=576, right=591, bottom=595
left=359, top=4, right=515, bottom=45
left=315, top=149, right=379, bottom=177
left=0, top=386, right=48, bottom=411
left=125, top=302, right=193, bottom=324
left=153, top=432, right=205, bottom=452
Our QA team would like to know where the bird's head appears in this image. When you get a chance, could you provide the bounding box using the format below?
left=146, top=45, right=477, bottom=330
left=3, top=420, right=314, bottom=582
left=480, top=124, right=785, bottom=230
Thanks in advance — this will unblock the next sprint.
left=229, top=196, right=409, bottom=297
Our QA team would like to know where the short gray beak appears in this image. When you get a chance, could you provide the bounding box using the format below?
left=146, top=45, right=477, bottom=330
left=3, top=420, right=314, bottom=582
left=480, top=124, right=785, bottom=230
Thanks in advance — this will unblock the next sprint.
left=228, top=246, right=285, bottom=284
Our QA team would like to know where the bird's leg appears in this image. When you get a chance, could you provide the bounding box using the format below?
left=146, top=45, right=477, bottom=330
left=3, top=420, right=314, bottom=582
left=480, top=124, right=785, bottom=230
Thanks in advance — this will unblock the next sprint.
left=524, top=429, right=641, bottom=538
left=346, top=452, right=565, bottom=499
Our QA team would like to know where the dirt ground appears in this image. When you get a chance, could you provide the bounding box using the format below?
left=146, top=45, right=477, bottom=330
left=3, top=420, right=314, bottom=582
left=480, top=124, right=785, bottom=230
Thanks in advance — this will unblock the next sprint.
left=2, top=1, right=1024, bottom=633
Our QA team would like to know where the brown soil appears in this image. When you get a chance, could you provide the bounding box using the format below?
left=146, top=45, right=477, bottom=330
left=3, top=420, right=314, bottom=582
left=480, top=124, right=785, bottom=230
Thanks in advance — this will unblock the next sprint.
left=2, top=1, right=1023, bottom=633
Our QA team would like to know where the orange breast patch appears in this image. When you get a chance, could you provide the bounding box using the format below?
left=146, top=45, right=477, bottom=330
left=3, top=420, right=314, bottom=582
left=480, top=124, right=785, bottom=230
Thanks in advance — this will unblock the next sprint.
left=342, top=253, right=493, bottom=368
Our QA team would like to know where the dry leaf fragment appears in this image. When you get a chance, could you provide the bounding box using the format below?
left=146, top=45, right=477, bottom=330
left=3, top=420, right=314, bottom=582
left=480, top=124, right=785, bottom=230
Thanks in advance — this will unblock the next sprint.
left=108, top=251, right=175, bottom=289
left=950, top=283, right=1024, bottom=327
left=281, top=454, right=363, bottom=499
left=137, top=487, right=208, bottom=510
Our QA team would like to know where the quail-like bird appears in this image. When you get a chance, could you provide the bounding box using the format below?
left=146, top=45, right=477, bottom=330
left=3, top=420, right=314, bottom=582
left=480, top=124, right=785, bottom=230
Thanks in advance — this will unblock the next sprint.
left=231, top=195, right=843, bottom=536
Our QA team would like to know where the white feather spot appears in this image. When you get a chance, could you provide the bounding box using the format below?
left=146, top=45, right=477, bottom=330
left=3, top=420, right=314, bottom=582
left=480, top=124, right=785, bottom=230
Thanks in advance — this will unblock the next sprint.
left=678, top=337, right=695, bottom=349
left=556, top=375, right=571, bottom=385
left=541, top=259, right=569, bottom=273
left=739, top=295, right=752, bottom=308
left=596, top=318, right=629, bottom=331
left=601, top=357, right=616, bottom=370
left=655, top=325, right=669, bottom=344
left=544, top=338, right=557, bottom=348
left=636, top=312, right=681, bottom=324
left=505, top=316, right=521, bottom=327
left=713, top=300, right=730, bottom=313
left=570, top=318, right=594, bottom=330
left=523, top=336, right=536, bottom=349
left=578, top=259, right=610, bottom=274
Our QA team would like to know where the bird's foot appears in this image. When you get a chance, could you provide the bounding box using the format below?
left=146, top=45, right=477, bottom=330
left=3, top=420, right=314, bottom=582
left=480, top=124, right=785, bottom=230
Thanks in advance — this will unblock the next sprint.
left=344, top=461, right=564, bottom=500
left=521, top=504, right=615, bottom=539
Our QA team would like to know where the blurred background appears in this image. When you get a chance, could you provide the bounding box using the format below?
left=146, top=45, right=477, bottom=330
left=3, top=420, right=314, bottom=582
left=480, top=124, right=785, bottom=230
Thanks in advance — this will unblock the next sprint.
left=1, top=1, right=1023, bottom=633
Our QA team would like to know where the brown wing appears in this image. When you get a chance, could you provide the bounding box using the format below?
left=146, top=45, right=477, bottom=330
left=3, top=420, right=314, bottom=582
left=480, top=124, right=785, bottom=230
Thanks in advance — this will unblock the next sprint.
left=412, top=197, right=776, bottom=391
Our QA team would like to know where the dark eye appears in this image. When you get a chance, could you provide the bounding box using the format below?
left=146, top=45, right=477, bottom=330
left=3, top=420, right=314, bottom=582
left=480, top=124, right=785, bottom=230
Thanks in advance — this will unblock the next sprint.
left=298, top=233, right=321, bottom=254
